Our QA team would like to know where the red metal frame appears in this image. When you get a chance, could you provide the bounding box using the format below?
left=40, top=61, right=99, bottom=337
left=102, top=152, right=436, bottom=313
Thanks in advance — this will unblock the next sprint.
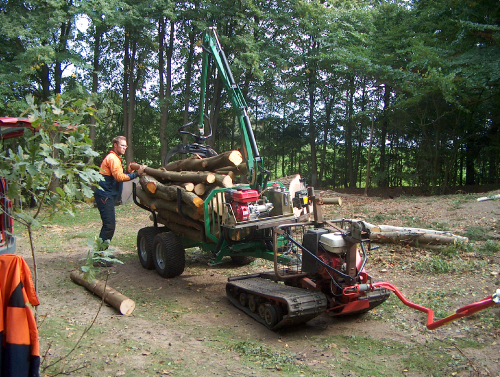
left=0, top=117, right=34, bottom=140
left=345, top=282, right=499, bottom=330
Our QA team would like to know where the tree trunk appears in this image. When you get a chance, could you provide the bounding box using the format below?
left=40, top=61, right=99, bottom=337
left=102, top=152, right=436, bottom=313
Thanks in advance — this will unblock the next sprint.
left=346, top=76, right=356, bottom=188
left=89, top=26, right=103, bottom=160
left=308, top=69, right=318, bottom=187
left=125, top=38, right=137, bottom=164
left=159, top=19, right=174, bottom=164
left=365, top=110, right=375, bottom=196
left=379, top=84, right=390, bottom=188
left=182, top=28, right=196, bottom=148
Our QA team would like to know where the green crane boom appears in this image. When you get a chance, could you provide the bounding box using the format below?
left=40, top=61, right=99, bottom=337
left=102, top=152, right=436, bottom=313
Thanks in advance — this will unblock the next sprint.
left=197, top=27, right=269, bottom=192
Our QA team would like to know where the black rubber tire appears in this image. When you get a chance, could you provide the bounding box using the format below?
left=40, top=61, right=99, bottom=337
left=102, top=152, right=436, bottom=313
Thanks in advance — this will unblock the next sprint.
left=248, top=295, right=257, bottom=313
left=258, top=304, right=266, bottom=318
left=264, top=305, right=279, bottom=328
left=137, top=227, right=163, bottom=270
left=230, top=256, right=256, bottom=266
left=152, top=232, right=185, bottom=278
left=239, top=293, right=248, bottom=307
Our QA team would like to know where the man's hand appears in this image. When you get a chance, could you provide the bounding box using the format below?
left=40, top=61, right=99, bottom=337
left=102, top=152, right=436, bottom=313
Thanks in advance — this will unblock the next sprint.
left=127, top=162, right=136, bottom=173
left=138, top=165, right=147, bottom=176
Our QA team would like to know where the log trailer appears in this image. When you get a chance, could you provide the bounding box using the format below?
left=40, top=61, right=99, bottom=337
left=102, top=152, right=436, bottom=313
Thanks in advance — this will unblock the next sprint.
left=133, top=28, right=499, bottom=330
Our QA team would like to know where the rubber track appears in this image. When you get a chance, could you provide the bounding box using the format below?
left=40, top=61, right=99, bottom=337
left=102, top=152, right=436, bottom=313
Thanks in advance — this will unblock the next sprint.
left=226, top=277, right=327, bottom=330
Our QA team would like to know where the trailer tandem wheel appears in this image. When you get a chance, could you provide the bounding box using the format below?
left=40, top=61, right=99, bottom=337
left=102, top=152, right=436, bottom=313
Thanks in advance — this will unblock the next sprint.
left=137, top=227, right=164, bottom=270
left=153, top=232, right=186, bottom=278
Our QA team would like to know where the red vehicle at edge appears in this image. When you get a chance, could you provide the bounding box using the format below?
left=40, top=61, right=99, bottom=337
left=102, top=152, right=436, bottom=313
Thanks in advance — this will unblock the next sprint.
left=0, top=117, right=33, bottom=255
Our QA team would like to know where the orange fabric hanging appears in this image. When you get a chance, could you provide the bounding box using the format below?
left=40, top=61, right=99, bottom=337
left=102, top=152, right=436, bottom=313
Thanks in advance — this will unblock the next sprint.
left=0, top=254, right=40, bottom=377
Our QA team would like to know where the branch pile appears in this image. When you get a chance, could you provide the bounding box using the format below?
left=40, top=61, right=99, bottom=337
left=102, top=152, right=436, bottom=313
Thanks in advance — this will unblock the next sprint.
left=131, top=151, right=244, bottom=241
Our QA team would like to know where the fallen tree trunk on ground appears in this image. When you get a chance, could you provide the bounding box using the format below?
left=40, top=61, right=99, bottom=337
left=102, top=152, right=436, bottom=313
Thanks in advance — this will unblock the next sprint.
left=477, top=194, right=500, bottom=202
left=70, top=271, right=135, bottom=315
left=339, top=220, right=469, bottom=246
left=369, top=231, right=463, bottom=246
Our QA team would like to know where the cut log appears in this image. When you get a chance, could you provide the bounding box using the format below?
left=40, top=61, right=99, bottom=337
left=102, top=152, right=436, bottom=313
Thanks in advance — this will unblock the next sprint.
left=477, top=194, right=500, bottom=202
left=139, top=176, right=203, bottom=209
left=350, top=220, right=468, bottom=244
left=154, top=182, right=204, bottom=208
left=164, top=150, right=243, bottom=172
left=203, top=186, right=224, bottom=214
left=164, top=155, right=202, bottom=171
left=317, top=197, right=342, bottom=206
left=213, top=173, right=233, bottom=188
left=155, top=209, right=203, bottom=230
left=136, top=186, right=203, bottom=220
left=130, top=163, right=216, bottom=185
left=152, top=215, right=207, bottom=242
left=193, top=183, right=206, bottom=196
left=369, top=231, right=460, bottom=246
left=139, top=174, right=160, bottom=195
left=70, top=271, right=135, bottom=315
left=178, top=182, right=195, bottom=192
left=215, top=162, right=247, bottom=176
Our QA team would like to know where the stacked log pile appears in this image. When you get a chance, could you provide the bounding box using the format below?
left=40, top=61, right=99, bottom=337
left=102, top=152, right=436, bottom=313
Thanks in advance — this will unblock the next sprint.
left=130, top=151, right=244, bottom=242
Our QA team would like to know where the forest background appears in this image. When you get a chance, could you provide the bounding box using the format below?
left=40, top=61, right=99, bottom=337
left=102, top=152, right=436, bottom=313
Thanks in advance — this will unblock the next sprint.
left=1, top=0, right=499, bottom=193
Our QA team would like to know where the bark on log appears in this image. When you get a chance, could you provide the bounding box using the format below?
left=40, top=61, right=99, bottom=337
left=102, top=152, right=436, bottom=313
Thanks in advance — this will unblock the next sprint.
left=136, top=186, right=203, bottom=220
left=338, top=219, right=469, bottom=245
left=215, top=163, right=247, bottom=176
left=164, top=150, right=242, bottom=172
left=70, top=271, right=135, bottom=315
left=152, top=214, right=207, bottom=242
left=139, top=176, right=203, bottom=209
left=213, top=173, right=233, bottom=188
left=359, top=221, right=468, bottom=244
left=203, top=186, right=224, bottom=214
left=139, top=174, right=160, bottom=195
left=156, top=209, right=203, bottom=230
left=154, top=182, right=204, bottom=208
left=130, top=163, right=216, bottom=184
left=369, top=231, right=460, bottom=246
left=477, top=194, right=500, bottom=202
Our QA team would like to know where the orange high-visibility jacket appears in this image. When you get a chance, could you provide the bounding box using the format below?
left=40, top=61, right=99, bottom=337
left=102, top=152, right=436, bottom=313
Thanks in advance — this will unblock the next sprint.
left=0, top=254, right=40, bottom=377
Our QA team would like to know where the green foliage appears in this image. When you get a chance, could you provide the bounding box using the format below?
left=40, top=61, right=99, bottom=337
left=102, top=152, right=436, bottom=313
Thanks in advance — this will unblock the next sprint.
left=462, top=226, right=490, bottom=241
left=0, top=95, right=102, bottom=225
left=229, top=341, right=296, bottom=369
left=478, top=240, right=500, bottom=254
left=367, top=213, right=389, bottom=223
left=81, top=237, right=123, bottom=280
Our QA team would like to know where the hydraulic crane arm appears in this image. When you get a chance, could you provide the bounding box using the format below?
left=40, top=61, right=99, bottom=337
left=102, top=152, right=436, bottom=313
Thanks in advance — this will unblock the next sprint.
left=198, top=27, right=269, bottom=192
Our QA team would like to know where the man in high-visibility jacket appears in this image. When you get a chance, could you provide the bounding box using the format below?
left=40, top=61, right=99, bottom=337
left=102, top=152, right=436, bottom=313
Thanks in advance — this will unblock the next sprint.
left=95, top=136, right=146, bottom=245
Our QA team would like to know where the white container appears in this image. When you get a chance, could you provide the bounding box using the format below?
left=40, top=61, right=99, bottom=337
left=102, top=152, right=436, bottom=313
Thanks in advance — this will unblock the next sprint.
left=319, top=233, right=347, bottom=254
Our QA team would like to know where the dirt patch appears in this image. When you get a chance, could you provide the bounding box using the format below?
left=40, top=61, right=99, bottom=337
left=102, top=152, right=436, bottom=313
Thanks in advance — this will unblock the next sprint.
left=15, top=189, right=500, bottom=376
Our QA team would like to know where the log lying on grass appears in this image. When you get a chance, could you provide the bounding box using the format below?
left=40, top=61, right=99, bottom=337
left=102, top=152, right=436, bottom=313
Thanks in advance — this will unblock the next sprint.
left=70, top=270, right=135, bottom=315
left=369, top=231, right=464, bottom=246
left=477, top=194, right=500, bottom=202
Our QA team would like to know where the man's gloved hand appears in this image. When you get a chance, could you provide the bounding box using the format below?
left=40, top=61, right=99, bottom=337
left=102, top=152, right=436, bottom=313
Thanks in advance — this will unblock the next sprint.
left=138, top=165, right=147, bottom=176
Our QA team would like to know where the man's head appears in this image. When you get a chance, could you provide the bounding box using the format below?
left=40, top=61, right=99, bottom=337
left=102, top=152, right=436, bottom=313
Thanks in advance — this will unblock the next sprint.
left=112, top=136, right=128, bottom=156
